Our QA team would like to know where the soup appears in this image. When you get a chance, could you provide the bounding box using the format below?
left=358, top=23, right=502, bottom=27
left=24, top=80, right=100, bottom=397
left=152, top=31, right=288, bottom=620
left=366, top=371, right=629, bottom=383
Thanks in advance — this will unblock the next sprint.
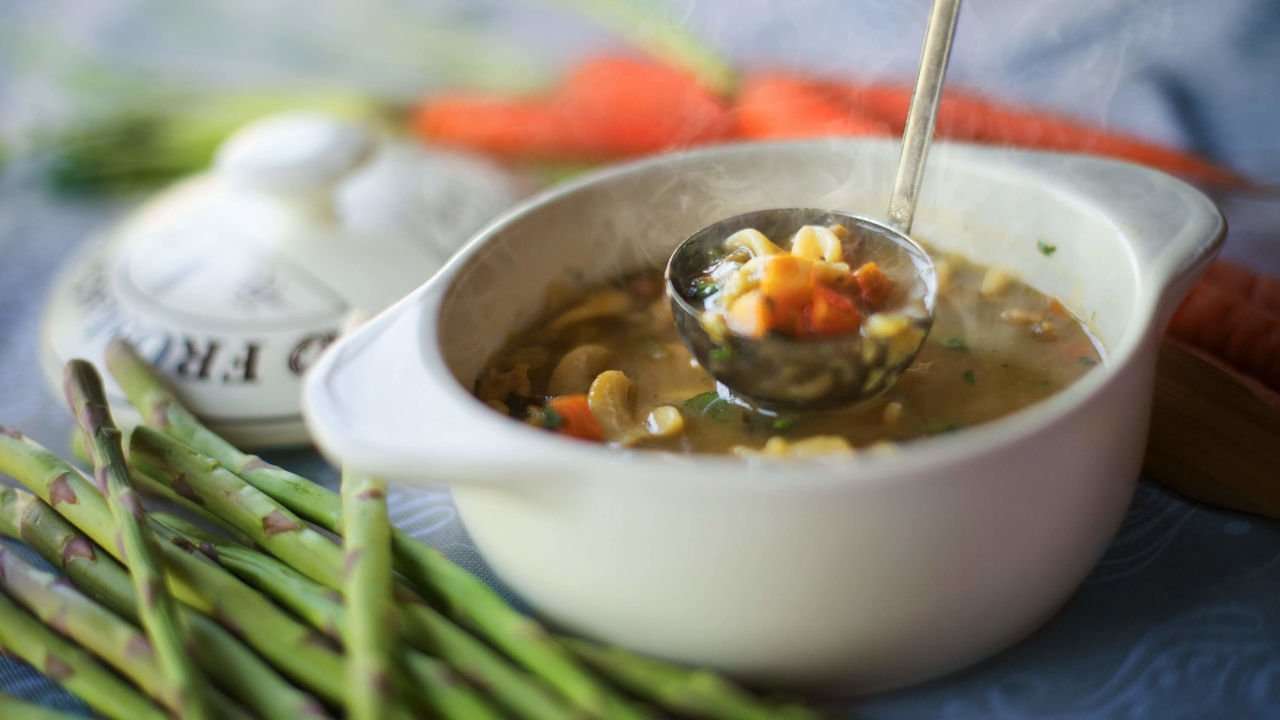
left=475, top=251, right=1102, bottom=457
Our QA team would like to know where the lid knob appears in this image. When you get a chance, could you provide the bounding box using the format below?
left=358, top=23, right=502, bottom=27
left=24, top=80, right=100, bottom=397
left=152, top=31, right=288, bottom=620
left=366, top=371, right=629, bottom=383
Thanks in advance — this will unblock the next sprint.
left=215, top=112, right=373, bottom=198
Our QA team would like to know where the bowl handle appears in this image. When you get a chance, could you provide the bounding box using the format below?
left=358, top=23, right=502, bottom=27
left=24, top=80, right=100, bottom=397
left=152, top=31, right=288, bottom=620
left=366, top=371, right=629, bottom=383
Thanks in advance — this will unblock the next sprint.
left=302, top=282, right=538, bottom=489
left=1069, top=158, right=1226, bottom=328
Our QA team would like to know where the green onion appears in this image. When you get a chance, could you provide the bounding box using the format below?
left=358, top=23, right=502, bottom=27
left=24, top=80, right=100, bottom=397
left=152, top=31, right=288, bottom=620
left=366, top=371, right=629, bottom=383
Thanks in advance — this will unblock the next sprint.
left=962, top=369, right=977, bottom=385
left=1037, top=240, right=1058, bottom=257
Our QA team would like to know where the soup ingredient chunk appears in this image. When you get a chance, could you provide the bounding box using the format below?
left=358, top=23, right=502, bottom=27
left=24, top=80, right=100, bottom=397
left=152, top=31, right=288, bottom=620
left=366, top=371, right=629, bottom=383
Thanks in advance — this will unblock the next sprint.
left=695, top=224, right=898, bottom=341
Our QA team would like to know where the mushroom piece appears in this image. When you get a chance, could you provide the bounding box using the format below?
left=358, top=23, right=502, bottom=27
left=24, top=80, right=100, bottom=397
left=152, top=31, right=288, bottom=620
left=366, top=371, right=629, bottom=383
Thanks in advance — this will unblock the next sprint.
left=586, top=370, right=685, bottom=445
left=547, top=344, right=613, bottom=396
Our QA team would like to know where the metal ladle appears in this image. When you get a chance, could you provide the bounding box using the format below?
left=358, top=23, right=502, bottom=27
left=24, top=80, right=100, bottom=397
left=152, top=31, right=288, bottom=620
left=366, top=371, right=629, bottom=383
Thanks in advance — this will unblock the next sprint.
left=665, top=0, right=962, bottom=410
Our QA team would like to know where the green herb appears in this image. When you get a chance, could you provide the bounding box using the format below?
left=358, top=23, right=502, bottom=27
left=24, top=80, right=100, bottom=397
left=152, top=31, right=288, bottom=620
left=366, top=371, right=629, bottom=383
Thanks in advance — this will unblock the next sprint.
left=1078, top=356, right=1098, bottom=367
left=962, top=369, right=977, bottom=385
left=1036, top=240, right=1057, bottom=257
left=771, top=417, right=796, bottom=432
left=708, top=346, right=733, bottom=363
left=683, top=391, right=735, bottom=422
left=541, top=406, right=564, bottom=430
left=942, top=337, right=968, bottom=351
left=932, top=422, right=964, bottom=435
left=690, top=276, right=720, bottom=299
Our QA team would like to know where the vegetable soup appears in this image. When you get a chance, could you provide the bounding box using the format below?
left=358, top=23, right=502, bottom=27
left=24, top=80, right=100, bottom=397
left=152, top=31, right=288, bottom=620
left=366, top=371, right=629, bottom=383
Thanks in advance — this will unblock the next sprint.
left=475, top=251, right=1102, bottom=457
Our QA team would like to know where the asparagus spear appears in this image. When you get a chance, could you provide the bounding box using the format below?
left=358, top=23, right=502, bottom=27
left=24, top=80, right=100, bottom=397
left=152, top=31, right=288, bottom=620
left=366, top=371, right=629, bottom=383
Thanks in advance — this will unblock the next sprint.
left=0, top=547, right=254, bottom=720
left=0, top=486, right=330, bottom=720
left=131, top=427, right=582, bottom=720
left=157, top=524, right=508, bottom=720
left=0, top=693, right=83, bottom=720
left=559, top=637, right=819, bottom=720
left=106, top=339, right=625, bottom=716
left=341, top=470, right=396, bottom=720
left=0, top=427, right=347, bottom=707
left=76, top=426, right=256, bottom=547
left=63, top=360, right=212, bottom=720
left=108, top=340, right=812, bottom=719
left=0, top=589, right=167, bottom=720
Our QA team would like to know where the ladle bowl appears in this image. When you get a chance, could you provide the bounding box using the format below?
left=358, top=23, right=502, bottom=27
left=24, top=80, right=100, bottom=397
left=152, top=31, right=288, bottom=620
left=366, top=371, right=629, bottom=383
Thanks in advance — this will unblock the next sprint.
left=666, top=208, right=937, bottom=409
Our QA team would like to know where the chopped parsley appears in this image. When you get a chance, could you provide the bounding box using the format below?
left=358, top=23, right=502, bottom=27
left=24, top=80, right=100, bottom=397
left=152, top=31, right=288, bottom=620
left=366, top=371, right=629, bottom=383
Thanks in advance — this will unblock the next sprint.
left=1036, top=240, right=1058, bottom=257
left=771, top=417, right=796, bottom=432
left=962, top=369, right=977, bottom=385
left=541, top=406, right=564, bottom=430
left=683, top=391, right=736, bottom=422
left=925, top=421, right=964, bottom=435
left=709, top=345, right=733, bottom=363
left=942, top=337, right=968, bottom=351
left=690, top=276, right=720, bottom=299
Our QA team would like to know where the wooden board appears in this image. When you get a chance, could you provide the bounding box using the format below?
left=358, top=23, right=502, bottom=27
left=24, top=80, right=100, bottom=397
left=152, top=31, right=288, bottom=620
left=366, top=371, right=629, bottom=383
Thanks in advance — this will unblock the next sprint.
left=1146, top=338, right=1280, bottom=519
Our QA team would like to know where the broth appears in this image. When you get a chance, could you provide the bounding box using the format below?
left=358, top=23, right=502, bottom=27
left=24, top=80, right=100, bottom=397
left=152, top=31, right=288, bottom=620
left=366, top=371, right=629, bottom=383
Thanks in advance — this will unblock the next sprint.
left=475, top=251, right=1102, bottom=457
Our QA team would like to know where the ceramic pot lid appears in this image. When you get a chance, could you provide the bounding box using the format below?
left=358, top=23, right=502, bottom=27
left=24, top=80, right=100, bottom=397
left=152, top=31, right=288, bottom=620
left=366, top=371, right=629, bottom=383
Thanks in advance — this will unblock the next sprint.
left=41, top=112, right=520, bottom=448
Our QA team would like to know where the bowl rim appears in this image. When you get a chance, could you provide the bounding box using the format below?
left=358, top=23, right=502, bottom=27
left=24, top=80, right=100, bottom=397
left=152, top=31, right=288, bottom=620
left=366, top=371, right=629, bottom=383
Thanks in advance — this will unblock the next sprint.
left=328, top=138, right=1226, bottom=491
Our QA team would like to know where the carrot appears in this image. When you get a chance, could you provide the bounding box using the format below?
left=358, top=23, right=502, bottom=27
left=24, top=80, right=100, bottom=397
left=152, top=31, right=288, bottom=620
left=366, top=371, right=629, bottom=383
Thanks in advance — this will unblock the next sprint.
left=1198, top=260, right=1280, bottom=317
left=802, top=284, right=862, bottom=337
left=412, top=94, right=583, bottom=160
left=546, top=394, right=605, bottom=442
left=853, top=261, right=893, bottom=308
left=734, top=72, right=892, bottom=140
left=1169, top=281, right=1280, bottom=391
left=833, top=83, right=1245, bottom=187
left=761, top=255, right=816, bottom=308
left=727, top=289, right=773, bottom=338
left=554, top=55, right=734, bottom=157
left=416, top=56, right=733, bottom=160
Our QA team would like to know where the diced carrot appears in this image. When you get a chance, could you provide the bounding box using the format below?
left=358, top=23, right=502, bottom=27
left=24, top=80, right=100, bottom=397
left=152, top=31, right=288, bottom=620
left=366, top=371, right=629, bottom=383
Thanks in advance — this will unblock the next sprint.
left=801, top=284, right=863, bottom=337
left=555, top=55, right=734, bottom=156
left=727, top=289, right=773, bottom=338
left=733, top=72, right=893, bottom=140
left=761, top=255, right=816, bottom=307
left=853, top=262, right=894, bottom=308
left=546, top=394, right=605, bottom=442
left=1169, top=282, right=1280, bottom=391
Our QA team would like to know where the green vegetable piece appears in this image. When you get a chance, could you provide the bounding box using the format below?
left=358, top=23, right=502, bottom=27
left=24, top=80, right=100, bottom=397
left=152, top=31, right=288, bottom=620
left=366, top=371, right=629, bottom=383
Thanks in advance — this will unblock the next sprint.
left=962, top=369, right=977, bottom=385
left=683, top=392, right=735, bottom=422
left=709, top=345, right=733, bottom=363
left=771, top=417, right=796, bottom=432
left=542, top=406, right=565, bottom=430
left=63, top=361, right=212, bottom=720
left=1037, top=240, right=1057, bottom=256
left=690, top=276, right=720, bottom=300
left=942, top=337, right=968, bottom=351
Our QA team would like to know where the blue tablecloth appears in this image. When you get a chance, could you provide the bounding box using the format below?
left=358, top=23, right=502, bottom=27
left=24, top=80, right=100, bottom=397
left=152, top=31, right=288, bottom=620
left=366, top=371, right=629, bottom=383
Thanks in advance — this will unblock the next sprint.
left=3, top=173, right=1279, bottom=719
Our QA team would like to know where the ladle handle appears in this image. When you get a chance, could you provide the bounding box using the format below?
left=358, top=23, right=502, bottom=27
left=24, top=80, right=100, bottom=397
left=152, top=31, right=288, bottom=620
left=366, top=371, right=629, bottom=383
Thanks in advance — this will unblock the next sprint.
left=888, top=0, right=962, bottom=235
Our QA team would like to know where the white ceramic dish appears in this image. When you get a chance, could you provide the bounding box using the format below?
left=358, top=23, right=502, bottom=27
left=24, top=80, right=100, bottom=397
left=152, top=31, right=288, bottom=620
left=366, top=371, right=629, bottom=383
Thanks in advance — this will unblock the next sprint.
left=303, top=138, right=1223, bottom=692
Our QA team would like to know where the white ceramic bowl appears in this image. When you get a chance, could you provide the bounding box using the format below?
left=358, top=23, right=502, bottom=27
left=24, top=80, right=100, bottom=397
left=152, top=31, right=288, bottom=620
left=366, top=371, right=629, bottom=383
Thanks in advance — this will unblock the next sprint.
left=303, top=139, right=1223, bottom=692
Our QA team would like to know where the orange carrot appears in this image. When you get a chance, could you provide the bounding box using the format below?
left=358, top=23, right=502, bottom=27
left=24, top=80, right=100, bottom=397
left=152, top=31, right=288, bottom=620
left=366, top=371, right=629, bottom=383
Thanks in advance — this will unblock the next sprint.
left=761, top=255, right=816, bottom=308
left=802, top=284, right=862, bottom=337
left=547, top=394, right=605, bottom=442
left=734, top=73, right=892, bottom=140
left=555, top=56, right=734, bottom=156
left=835, top=83, right=1244, bottom=187
left=1169, top=281, right=1280, bottom=391
left=1198, top=260, right=1280, bottom=317
left=727, top=290, right=773, bottom=338
left=853, top=261, right=893, bottom=308
left=412, top=94, right=583, bottom=160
